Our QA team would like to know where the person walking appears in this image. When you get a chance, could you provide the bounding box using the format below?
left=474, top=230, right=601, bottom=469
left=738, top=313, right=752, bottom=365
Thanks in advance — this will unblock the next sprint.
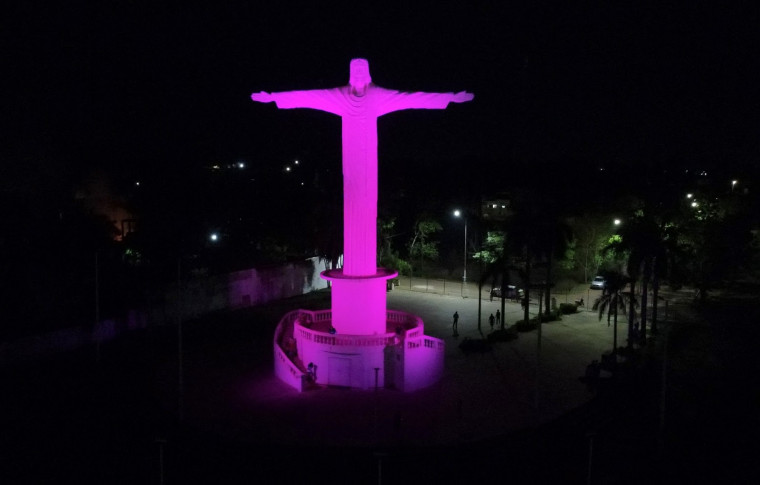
left=452, top=311, right=459, bottom=337
left=489, top=313, right=495, bottom=331
left=495, top=309, right=501, bottom=327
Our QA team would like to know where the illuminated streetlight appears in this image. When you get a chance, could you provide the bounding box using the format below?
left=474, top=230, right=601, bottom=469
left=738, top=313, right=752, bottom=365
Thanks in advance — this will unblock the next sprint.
left=691, top=201, right=698, bottom=208
left=613, top=218, right=621, bottom=226
left=732, top=180, right=738, bottom=192
left=686, top=193, right=693, bottom=199
left=453, top=210, right=467, bottom=295
left=209, top=232, right=219, bottom=242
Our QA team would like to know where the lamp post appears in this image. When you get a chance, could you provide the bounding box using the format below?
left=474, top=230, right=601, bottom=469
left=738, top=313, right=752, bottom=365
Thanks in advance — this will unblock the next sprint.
left=453, top=210, right=467, bottom=297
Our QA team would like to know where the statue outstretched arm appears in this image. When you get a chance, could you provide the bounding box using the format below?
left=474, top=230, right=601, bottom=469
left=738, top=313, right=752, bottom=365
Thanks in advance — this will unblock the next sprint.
left=251, top=89, right=344, bottom=115
left=377, top=90, right=474, bottom=116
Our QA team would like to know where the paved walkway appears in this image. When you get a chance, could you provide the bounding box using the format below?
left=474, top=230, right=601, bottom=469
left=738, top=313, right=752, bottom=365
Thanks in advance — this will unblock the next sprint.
left=170, top=282, right=631, bottom=447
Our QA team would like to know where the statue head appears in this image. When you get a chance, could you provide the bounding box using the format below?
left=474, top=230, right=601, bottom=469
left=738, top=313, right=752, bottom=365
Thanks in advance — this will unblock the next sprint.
left=349, top=58, right=372, bottom=96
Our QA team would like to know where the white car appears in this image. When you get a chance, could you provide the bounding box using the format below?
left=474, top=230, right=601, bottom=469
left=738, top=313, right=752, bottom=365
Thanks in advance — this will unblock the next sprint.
left=590, top=276, right=606, bottom=290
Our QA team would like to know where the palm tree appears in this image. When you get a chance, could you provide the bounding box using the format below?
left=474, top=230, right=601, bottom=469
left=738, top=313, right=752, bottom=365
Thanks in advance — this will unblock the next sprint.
left=501, top=189, right=573, bottom=324
left=592, top=271, right=628, bottom=358
left=607, top=208, right=682, bottom=346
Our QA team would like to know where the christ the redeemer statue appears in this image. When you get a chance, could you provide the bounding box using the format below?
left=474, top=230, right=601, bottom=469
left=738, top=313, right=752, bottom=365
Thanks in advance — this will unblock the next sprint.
left=252, top=59, right=473, bottom=277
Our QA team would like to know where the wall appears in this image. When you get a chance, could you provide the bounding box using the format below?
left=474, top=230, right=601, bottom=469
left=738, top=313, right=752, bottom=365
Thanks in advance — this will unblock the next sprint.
left=0, top=257, right=330, bottom=365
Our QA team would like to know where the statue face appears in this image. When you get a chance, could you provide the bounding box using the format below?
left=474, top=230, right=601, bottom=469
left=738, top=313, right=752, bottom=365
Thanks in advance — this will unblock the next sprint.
left=349, top=58, right=371, bottom=95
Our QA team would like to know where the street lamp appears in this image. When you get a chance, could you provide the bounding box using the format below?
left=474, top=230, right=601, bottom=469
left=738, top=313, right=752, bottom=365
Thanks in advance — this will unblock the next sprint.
left=453, top=210, right=467, bottom=294
left=732, top=180, right=738, bottom=192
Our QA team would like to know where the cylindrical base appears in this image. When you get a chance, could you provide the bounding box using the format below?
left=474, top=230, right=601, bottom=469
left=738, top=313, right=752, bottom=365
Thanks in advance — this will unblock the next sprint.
left=321, top=268, right=397, bottom=335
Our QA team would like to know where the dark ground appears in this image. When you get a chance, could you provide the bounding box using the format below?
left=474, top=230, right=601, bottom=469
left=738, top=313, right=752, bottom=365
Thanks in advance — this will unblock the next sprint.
left=2, top=292, right=759, bottom=484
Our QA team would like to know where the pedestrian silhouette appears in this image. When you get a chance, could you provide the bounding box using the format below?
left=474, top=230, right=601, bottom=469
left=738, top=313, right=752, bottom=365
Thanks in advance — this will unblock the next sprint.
left=489, top=313, right=495, bottom=331
left=495, top=309, right=501, bottom=327
left=453, top=311, right=459, bottom=337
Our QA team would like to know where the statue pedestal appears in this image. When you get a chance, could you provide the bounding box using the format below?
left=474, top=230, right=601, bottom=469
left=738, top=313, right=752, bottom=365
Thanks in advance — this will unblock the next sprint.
left=321, top=268, right=397, bottom=335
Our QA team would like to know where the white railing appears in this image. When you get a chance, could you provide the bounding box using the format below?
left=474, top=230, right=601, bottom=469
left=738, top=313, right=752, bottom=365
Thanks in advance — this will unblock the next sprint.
left=278, top=308, right=425, bottom=349
left=273, top=308, right=436, bottom=391
left=294, top=324, right=397, bottom=347
left=274, top=343, right=304, bottom=392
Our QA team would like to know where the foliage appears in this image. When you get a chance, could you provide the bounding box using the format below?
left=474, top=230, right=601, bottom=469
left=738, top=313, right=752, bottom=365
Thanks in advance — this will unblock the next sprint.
left=540, top=310, right=562, bottom=322
left=591, top=271, right=630, bottom=324
left=473, top=231, right=505, bottom=264
left=487, top=327, right=519, bottom=342
left=458, top=337, right=492, bottom=353
left=407, top=218, right=442, bottom=265
left=515, top=319, right=538, bottom=332
left=377, top=217, right=411, bottom=274
left=558, top=238, right=577, bottom=271
left=571, top=212, right=618, bottom=283
left=559, top=302, right=579, bottom=314
left=676, top=193, right=756, bottom=299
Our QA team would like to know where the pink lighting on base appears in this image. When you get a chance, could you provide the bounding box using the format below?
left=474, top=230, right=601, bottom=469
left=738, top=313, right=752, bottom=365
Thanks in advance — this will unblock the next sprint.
left=254, top=59, right=472, bottom=391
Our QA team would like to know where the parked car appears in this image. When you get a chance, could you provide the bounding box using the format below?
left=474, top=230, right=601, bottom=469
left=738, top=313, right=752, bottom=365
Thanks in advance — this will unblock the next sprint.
left=590, top=276, right=606, bottom=290
left=490, top=285, right=522, bottom=300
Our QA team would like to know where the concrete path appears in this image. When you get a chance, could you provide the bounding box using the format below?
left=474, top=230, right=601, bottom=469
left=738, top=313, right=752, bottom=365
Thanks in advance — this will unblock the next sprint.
left=173, top=283, right=628, bottom=447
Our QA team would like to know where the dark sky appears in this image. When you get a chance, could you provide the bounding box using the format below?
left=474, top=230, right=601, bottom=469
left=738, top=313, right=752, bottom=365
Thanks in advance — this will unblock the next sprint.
left=4, top=2, right=760, bottom=192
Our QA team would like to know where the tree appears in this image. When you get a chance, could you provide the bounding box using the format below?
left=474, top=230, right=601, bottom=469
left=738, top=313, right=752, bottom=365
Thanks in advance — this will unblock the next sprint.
left=377, top=217, right=410, bottom=275
left=472, top=231, right=505, bottom=266
left=407, top=218, right=442, bottom=276
left=572, top=213, right=615, bottom=283
left=678, top=195, right=755, bottom=304
left=592, top=271, right=629, bottom=358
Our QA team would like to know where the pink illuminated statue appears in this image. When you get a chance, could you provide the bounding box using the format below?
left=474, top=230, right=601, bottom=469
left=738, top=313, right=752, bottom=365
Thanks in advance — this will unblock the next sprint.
left=252, top=59, right=473, bottom=276
left=260, top=59, right=471, bottom=390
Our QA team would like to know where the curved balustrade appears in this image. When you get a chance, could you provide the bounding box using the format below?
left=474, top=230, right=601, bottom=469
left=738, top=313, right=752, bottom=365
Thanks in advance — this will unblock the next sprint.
left=273, top=307, right=441, bottom=391
left=275, top=309, right=424, bottom=346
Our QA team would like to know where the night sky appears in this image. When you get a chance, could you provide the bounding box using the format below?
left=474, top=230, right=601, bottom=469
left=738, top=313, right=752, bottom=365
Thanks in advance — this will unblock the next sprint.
left=4, top=2, right=760, bottom=195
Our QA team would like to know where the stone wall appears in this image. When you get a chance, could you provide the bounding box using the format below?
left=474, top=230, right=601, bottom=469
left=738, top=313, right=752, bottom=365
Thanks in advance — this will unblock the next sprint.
left=0, top=257, right=330, bottom=365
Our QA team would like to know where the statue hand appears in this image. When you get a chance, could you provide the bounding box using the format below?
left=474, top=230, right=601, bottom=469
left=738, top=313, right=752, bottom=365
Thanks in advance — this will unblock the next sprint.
left=452, top=91, right=474, bottom=103
left=251, top=91, right=272, bottom=103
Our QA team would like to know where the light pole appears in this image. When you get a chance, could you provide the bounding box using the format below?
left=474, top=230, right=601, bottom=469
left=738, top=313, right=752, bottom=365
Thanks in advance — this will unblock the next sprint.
left=453, top=210, right=467, bottom=296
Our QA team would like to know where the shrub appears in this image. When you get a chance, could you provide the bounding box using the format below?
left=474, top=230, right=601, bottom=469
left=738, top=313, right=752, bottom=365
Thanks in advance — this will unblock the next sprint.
left=539, top=310, right=562, bottom=322
left=559, top=303, right=579, bottom=314
left=515, top=319, right=538, bottom=332
left=458, top=337, right=492, bottom=353
left=487, top=327, right=518, bottom=342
